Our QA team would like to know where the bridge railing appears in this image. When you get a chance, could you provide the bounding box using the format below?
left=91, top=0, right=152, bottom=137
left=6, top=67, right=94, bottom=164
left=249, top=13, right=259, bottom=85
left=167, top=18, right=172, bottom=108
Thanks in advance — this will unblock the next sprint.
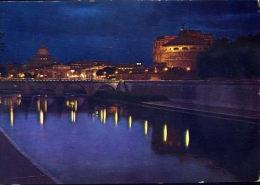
left=0, top=77, right=120, bottom=83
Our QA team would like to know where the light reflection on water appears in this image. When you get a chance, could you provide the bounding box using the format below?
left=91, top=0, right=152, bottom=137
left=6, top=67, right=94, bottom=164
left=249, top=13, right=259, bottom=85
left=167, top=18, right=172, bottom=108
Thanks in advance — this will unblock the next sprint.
left=0, top=94, right=259, bottom=183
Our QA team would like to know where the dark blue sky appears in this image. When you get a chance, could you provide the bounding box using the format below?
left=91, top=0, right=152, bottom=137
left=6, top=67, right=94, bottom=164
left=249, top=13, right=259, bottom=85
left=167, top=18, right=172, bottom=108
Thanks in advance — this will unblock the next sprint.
left=0, top=1, right=259, bottom=66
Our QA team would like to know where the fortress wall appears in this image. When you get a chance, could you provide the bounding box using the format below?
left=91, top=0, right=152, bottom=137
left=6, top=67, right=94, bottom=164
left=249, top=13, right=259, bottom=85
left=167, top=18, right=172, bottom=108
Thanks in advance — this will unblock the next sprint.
left=124, top=81, right=260, bottom=111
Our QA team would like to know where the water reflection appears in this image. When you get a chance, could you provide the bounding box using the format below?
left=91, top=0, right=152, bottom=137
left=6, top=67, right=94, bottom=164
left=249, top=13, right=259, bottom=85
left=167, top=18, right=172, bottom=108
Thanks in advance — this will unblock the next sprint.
left=163, top=124, right=167, bottom=142
left=128, top=115, right=132, bottom=128
left=144, top=120, right=148, bottom=135
left=0, top=94, right=258, bottom=183
left=39, top=109, right=44, bottom=125
left=10, top=104, right=14, bottom=126
left=185, top=129, right=189, bottom=148
left=114, top=111, right=118, bottom=125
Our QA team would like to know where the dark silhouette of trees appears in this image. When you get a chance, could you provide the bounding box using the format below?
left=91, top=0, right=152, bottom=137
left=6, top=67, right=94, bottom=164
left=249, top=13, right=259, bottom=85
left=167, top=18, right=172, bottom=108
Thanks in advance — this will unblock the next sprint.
left=197, top=33, right=259, bottom=79
left=96, top=67, right=116, bottom=78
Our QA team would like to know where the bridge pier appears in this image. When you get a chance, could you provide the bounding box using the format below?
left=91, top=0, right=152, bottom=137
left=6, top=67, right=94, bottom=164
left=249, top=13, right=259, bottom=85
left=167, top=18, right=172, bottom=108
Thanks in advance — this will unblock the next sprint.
left=20, top=84, right=32, bottom=98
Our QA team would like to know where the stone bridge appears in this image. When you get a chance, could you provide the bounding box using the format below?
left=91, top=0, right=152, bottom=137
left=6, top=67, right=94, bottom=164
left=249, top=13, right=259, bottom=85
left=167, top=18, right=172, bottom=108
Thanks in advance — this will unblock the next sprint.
left=0, top=79, right=121, bottom=97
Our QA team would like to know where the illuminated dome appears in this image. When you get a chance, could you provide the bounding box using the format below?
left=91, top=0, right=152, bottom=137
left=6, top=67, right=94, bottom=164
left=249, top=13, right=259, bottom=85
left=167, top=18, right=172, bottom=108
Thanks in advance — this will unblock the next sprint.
left=36, top=43, right=50, bottom=56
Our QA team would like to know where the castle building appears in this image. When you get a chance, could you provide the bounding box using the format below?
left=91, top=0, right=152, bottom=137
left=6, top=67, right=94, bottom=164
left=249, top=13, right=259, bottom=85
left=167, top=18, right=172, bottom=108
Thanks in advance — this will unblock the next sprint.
left=153, top=24, right=214, bottom=72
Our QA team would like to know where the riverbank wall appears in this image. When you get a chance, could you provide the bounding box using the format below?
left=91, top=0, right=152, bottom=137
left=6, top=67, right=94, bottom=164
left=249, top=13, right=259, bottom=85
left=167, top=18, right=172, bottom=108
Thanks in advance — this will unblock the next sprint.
left=121, top=81, right=259, bottom=111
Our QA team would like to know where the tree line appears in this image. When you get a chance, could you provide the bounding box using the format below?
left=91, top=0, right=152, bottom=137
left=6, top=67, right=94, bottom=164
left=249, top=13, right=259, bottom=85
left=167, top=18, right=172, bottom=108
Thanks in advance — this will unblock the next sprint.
left=197, top=33, right=259, bottom=79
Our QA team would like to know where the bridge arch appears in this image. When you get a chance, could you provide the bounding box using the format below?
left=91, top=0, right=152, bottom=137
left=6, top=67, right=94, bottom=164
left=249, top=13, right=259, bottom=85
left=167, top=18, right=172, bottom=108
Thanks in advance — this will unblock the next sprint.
left=30, top=83, right=55, bottom=96
left=95, top=83, right=117, bottom=92
left=63, top=83, right=88, bottom=96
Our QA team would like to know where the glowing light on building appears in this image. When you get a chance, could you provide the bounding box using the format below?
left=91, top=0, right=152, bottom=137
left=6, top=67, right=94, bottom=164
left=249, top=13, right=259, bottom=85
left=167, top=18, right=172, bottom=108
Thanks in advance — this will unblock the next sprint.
left=186, top=67, right=191, bottom=71
left=185, top=129, right=190, bottom=148
left=114, top=111, right=118, bottom=125
left=163, top=124, right=167, bottom=142
left=144, top=120, right=148, bottom=135
left=154, top=67, right=158, bottom=73
left=129, top=116, right=132, bottom=128
left=40, top=109, right=44, bottom=125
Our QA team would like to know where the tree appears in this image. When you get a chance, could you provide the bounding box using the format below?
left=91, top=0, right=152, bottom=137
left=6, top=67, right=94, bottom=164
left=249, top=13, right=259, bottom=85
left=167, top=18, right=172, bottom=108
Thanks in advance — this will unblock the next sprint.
left=96, top=67, right=116, bottom=78
left=197, top=33, right=259, bottom=79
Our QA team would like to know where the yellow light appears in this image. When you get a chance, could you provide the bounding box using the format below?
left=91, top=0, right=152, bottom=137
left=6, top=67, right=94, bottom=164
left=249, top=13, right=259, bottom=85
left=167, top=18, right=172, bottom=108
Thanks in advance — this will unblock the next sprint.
left=66, top=100, right=69, bottom=107
left=10, top=106, right=14, bottom=126
left=163, top=124, right=167, bottom=142
left=40, top=109, right=44, bottom=125
left=74, top=100, right=77, bottom=112
left=185, top=129, right=190, bottom=148
left=44, top=98, right=48, bottom=112
left=129, top=116, right=132, bottom=128
left=37, top=99, right=40, bottom=111
left=103, top=108, right=106, bottom=124
left=100, top=109, right=103, bottom=122
left=186, top=67, right=191, bottom=71
left=17, top=95, right=21, bottom=105
left=144, top=120, right=148, bottom=135
left=114, top=111, right=118, bottom=125
left=71, top=110, right=76, bottom=123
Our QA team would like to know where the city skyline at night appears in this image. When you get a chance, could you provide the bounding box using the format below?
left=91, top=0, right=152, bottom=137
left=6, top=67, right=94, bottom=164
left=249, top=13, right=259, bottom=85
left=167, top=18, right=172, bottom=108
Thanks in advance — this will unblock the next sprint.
left=0, top=1, right=259, bottom=66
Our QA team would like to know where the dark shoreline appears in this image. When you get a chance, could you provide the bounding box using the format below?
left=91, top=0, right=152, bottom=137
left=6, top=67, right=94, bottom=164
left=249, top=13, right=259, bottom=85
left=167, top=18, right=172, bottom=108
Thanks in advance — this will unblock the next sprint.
left=0, top=128, right=60, bottom=184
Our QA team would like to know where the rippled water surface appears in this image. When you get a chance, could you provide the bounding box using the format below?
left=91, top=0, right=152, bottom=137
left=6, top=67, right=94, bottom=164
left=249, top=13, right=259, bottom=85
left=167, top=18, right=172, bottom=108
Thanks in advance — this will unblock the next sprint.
left=0, top=94, right=259, bottom=183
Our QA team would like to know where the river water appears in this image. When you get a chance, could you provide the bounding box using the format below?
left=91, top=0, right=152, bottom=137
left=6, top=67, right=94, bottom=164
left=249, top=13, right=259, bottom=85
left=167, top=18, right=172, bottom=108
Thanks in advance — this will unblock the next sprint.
left=0, top=94, right=259, bottom=183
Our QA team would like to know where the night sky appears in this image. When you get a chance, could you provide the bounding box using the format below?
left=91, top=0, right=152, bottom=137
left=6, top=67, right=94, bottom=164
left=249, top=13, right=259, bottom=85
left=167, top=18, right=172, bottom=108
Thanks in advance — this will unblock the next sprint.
left=0, top=1, right=259, bottom=66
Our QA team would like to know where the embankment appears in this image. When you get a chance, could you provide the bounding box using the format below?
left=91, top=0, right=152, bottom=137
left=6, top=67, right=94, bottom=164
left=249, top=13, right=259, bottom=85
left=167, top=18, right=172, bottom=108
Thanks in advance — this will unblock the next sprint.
left=119, top=80, right=259, bottom=111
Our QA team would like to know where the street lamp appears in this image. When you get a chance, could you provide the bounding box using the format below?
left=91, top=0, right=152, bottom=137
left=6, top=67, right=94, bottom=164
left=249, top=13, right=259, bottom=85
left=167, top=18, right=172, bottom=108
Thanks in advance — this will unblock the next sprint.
left=144, top=69, right=148, bottom=80
left=163, top=67, right=168, bottom=80
left=70, top=70, right=75, bottom=80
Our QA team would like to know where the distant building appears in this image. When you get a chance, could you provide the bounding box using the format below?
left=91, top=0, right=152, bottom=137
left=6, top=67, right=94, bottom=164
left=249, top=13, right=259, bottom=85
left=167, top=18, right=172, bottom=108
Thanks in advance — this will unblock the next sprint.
left=4, top=61, right=21, bottom=77
left=22, top=43, right=61, bottom=71
left=44, top=64, right=71, bottom=79
left=68, top=60, right=112, bottom=70
left=153, top=24, right=214, bottom=72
